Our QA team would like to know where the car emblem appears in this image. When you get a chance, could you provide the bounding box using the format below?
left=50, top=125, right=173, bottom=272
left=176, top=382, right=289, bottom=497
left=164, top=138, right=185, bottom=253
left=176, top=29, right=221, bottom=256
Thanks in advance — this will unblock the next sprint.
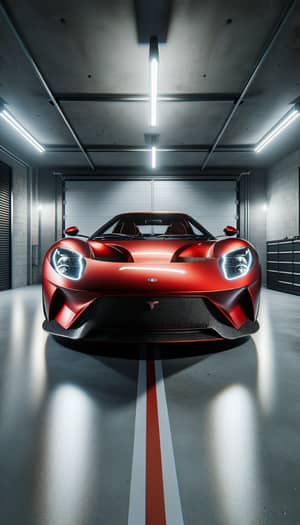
left=146, top=300, right=160, bottom=311
left=148, top=277, right=158, bottom=283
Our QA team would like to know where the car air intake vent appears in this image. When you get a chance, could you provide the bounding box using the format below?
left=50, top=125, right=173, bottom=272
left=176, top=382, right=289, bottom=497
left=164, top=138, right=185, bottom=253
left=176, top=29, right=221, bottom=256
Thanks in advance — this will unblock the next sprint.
left=175, top=257, right=209, bottom=262
left=89, top=241, right=134, bottom=262
left=172, top=242, right=213, bottom=262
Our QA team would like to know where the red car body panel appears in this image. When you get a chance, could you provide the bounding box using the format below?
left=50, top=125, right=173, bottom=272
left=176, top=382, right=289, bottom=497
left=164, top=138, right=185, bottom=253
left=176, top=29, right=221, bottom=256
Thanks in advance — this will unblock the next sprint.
left=42, top=213, right=261, bottom=343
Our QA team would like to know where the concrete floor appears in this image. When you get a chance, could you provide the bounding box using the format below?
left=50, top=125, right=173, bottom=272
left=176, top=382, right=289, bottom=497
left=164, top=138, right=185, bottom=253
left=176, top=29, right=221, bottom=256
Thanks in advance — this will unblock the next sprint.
left=0, top=286, right=300, bottom=525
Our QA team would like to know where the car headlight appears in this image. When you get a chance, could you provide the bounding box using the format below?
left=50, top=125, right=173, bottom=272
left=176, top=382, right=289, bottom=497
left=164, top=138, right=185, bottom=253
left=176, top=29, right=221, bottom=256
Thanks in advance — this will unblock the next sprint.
left=51, top=248, right=86, bottom=280
left=220, top=247, right=253, bottom=280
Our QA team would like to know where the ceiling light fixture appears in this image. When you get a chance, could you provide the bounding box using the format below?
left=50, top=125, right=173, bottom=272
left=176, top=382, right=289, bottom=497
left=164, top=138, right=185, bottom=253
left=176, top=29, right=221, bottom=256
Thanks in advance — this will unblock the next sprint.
left=254, top=106, right=300, bottom=154
left=149, top=36, right=159, bottom=127
left=145, top=133, right=159, bottom=170
left=151, top=146, right=157, bottom=169
left=0, top=106, right=45, bottom=153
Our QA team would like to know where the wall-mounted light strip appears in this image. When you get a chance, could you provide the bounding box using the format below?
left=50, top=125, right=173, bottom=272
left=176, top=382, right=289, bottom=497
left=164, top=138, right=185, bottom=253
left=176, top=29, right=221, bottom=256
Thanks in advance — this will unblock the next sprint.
left=0, top=107, right=45, bottom=153
left=254, top=106, right=300, bottom=153
left=149, top=36, right=159, bottom=127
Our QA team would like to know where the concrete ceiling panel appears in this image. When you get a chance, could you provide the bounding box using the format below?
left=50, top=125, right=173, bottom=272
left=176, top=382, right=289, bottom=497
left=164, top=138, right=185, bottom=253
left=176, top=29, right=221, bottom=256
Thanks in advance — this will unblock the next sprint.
left=0, top=0, right=299, bottom=169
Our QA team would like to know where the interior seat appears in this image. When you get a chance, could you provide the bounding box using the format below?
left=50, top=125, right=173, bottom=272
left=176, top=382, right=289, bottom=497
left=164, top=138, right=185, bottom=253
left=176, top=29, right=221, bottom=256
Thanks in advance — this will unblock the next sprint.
left=113, top=221, right=141, bottom=236
left=165, top=221, right=192, bottom=235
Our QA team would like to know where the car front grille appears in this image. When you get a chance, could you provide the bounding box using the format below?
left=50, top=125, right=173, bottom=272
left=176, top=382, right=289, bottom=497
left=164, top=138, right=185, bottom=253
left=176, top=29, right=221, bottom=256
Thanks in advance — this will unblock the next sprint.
left=74, top=296, right=211, bottom=332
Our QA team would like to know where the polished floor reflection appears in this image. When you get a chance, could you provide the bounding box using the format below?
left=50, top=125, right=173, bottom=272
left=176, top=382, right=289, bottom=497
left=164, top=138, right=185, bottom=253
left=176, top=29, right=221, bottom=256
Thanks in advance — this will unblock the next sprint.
left=0, top=286, right=300, bottom=524
left=0, top=286, right=138, bottom=525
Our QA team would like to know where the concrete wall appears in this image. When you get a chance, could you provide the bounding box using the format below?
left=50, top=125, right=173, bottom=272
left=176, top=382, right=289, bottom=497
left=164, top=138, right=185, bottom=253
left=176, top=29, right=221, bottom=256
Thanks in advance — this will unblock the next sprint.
left=239, top=169, right=267, bottom=283
left=0, top=151, right=29, bottom=288
left=12, top=164, right=29, bottom=287
left=32, top=168, right=63, bottom=283
left=266, top=149, right=300, bottom=240
left=239, top=148, right=300, bottom=281
left=0, top=159, right=62, bottom=287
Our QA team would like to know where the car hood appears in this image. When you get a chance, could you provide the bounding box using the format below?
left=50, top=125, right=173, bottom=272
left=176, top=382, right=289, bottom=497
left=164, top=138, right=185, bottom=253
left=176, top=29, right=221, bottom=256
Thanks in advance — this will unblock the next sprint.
left=88, top=239, right=216, bottom=263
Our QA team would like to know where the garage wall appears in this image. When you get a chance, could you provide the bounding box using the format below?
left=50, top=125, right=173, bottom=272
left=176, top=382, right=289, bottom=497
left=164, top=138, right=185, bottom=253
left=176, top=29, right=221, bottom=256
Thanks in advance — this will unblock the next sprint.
left=239, top=169, right=267, bottom=283
left=12, top=164, right=29, bottom=287
left=31, top=168, right=63, bottom=283
left=0, top=151, right=29, bottom=288
left=266, top=148, right=300, bottom=240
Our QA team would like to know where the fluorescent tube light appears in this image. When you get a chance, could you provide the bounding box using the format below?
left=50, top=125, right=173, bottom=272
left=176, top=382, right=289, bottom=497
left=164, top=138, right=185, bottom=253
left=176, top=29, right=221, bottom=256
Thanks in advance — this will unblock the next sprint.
left=151, top=146, right=157, bottom=169
left=255, top=108, right=300, bottom=154
left=0, top=108, right=45, bottom=153
left=149, top=37, right=159, bottom=127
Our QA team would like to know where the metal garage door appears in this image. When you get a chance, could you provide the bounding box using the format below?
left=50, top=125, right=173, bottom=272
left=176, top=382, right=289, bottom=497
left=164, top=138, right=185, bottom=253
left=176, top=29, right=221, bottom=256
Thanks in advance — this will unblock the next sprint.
left=0, top=163, right=11, bottom=291
left=65, top=179, right=236, bottom=237
left=153, top=180, right=237, bottom=235
left=65, top=180, right=152, bottom=235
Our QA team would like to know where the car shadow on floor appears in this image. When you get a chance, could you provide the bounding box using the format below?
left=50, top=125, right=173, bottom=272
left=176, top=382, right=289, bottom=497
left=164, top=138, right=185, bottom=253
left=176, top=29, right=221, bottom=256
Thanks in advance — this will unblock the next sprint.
left=46, top=335, right=257, bottom=385
left=52, top=335, right=248, bottom=360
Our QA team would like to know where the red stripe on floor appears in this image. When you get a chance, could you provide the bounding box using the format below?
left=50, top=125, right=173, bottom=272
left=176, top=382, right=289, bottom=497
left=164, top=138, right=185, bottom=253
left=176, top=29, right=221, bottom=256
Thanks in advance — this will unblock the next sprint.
left=146, top=359, right=167, bottom=525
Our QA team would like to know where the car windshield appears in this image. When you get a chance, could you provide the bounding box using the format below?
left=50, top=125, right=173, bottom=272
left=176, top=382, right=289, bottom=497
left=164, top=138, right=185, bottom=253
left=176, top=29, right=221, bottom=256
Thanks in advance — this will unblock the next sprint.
left=91, top=213, right=214, bottom=240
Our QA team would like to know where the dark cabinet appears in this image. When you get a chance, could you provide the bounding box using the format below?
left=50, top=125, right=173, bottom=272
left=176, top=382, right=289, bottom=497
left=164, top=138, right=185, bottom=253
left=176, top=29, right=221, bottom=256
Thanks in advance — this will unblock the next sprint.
left=267, top=239, right=300, bottom=295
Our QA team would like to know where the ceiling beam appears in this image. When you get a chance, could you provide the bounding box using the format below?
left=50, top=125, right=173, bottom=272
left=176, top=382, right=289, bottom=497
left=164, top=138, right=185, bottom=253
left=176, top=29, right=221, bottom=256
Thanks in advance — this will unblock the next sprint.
left=45, top=144, right=254, bottom=153
left=0, top=144, right=31, bottom=168
left=58, top=166, right=245, bottom=178
left=200, top=0, right=298, bottom=171
left=0, top=1, right=95, bottom=171
left=55, top=93, right=240, bottom=103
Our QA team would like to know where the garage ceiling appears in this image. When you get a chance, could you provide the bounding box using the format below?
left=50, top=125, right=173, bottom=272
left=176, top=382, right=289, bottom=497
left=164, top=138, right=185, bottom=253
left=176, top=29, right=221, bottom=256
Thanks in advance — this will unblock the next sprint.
left=0, top=0, right=300, bottom=171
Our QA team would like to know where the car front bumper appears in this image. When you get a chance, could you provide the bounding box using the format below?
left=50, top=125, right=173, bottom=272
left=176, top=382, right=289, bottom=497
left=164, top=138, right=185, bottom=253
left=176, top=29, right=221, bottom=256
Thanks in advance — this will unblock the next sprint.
left=43, top=295, right=259, bottom=342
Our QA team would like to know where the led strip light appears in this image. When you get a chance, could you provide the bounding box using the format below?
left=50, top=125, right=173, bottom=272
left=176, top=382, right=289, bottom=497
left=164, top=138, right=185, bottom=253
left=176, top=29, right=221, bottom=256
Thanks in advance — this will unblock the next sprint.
left=0, top=108, right=45, bottom=153
left=255, top=107, right=300, bottom=154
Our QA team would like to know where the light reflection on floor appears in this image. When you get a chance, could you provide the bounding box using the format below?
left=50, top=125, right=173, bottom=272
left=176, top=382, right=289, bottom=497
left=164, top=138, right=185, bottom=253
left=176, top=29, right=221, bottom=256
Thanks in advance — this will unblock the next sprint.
left=38, top=384, right=98, bottom=524
left=28, top=302, right=48, bottom=406
left=253, top=293, right=277, bottom=415
left=0, top=287, right=137, bottom=525
left=208, top=384, right=263, bottom=525
left=1, top=293, right=27, bottom=428
left=0, top=290, right=48, bottom=428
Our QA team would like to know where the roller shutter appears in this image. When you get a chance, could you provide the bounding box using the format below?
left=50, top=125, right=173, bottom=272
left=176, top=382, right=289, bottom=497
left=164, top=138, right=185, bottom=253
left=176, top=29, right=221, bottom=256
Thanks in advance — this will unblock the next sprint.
left=153, top=180, right=237, bottom=235
left=65, top=179, right=236, bottom=237
left=0, top=163, right=11, bottom=290
left=65, top=180, right=152, bottom=235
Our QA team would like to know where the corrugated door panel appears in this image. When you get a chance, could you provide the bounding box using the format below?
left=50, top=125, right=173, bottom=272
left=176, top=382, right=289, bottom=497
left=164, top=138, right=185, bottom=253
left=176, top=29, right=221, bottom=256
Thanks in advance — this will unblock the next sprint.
left=65, top=180, right=152, bottom=235
left=153, top=180, right=237, bottom=236
left=65, top=179, right=237, bottom=238
left=0, top=163, right=11, bottom=291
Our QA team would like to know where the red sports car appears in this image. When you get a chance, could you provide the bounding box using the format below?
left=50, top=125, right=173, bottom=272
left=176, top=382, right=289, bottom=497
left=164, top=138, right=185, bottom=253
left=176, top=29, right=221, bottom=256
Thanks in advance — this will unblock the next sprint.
left=42, top=212, right=261, bottom=343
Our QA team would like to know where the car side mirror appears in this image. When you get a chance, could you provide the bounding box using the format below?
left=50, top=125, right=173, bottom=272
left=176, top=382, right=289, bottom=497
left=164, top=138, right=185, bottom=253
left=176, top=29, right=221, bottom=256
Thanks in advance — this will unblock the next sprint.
left=224, top=225, right=237, bottom=236
left=65, top=226, right=79, bottom=236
